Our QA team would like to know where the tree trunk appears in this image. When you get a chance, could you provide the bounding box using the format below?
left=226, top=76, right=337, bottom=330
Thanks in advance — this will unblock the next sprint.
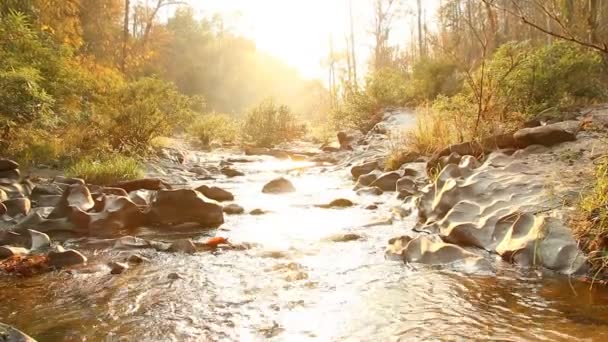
left=122, top=0, right=129, bottom=72
left=417, top=0, right=424, bottom=58
left=349, top=0, right=358, bottom=89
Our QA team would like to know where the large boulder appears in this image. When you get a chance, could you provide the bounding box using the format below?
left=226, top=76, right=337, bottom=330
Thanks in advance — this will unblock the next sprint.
left=0, top=159, right=19, bottom=172
left=146, top=189, right=224, bottom=227
left=350, top=161, right=379, bottom=180
left=221, top=167, right=244, bottom=178
left=513, top=122, right=578, bottom=147
left=30, top=184, right=64, bottom=199
left=196, top=185, right=234, bottom=202
left=262, top=177, right=295, bottom=194
left=47, top=247, right=87, bottom=268
left=71, top=195, right=144, bottom=235
left=369, top=171, right=401, bottom=191
left=0, top=169, right=20, bottom=181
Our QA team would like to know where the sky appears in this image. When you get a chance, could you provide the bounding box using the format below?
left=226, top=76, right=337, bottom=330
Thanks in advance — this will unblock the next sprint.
left=183, top=0, right=441, bottom=81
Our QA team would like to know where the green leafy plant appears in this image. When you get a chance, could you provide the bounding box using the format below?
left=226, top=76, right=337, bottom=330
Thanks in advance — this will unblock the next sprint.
left=242, top=99, right=305, bottom=147
left=66, top=155, right=144, bottom=186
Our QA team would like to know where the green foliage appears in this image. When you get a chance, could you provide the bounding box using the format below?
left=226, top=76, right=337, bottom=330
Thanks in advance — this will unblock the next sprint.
left=242, top=99, right=305, bottom=147
left=66, top=155, right=144, bottom=186
left=188, top=113, right=239, bottom=147
left=101, top=77, right=198, bottom=153
left=408, top=58, right=461, bottom=102
left=0, top=68, right=54, bottom=126
left=485, top=41, right=606, bottom=117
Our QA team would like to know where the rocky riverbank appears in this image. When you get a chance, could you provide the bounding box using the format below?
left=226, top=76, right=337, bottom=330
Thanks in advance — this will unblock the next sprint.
left=2, top=107, right=608, bottom=340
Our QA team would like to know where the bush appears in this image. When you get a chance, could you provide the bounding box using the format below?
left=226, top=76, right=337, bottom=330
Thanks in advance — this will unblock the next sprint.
left=407, top=58, right=461, bottom=102
left=573, top=156, right=608, bottom=277
left=100, top=77, right=197, bottom=153
left=188, top=113, right=239, bottom=147
left=242, top=99, right=305, bottom=147
left=66, top=155, right=143, bottom=185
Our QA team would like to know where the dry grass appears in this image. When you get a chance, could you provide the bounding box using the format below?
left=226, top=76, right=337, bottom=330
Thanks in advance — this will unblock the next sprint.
left=572, top=156, right=608, bottom=276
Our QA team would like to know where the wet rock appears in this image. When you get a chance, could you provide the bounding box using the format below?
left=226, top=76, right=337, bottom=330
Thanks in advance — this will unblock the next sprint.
left=369, top=171, right=401, bottom=191
left=196, top=185, right=234, bottom=202
left=189, top=166, right=213, bottom=178
left=111, top=178, right=170, bottom=192
left=47, top=248, right=87, bottom=268
left=513, top=123, right=577, bottom=147
left=169, top=239, right=197, bottom=254
left=365, top=204, right=378, bottom=210
left=354, top=171, right=380, bottom=189
left=325, top=233, right=362, bottom=242
left=0, top=246, right=29, bottom=259
left=250, top=208, right=267, bottom=215
left=0, top=169, right=20, bottom=181
left=147, top=189, right=224, bottom=227
left=221, top=167, right=244, bottom=178
left=48, top=184, right=94, bottom=219
left=0, top=159, right=19, bottom=171
left=389, top=235, right=489, bottom=269
left=262, top=177, right=295, bottom=194
left=0, top=322, right=36, bottom=342
left=396, top=177, right=417, bottom=198
left=109, top=261, right=128, bottom=274
left=337, top=130, right=363, bottom=150
left=0, top=189, right=7, bottom=201
left=53, top=176, right=85, bottom=185
left=128, top=190, right=152, bottom=206
left=114, top=236, right=151, bottom=249
left=356, top=187, right=383, bottom=196
left=167, top=272, right=183, bottom=280
left=350, top=161, right=379, bottom=180
left=401, top=167, right=419, bottom=178
left=244, top=147, right=290, bottom=159
left=0, top=202, right=6, bottom=216
left=3, top=198, right=31, bottom=217
left=71, top=195, right=144, bottom=234
left=290, top=154, right=308, bottom=161
left=316, top=198, right=354, bottom=209
left=223, top=203, right=245, bottom=215
left=97, top=187, right=129, bottom=197
left=28, top=229, right=51, bottom=250
left=33, top=195, right=61, bottom=208
left=127, top=254, right=149, bottom=264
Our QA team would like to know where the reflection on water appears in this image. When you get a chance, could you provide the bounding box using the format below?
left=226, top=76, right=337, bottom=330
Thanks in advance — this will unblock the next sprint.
left=2, top=155, right=608, bottom=341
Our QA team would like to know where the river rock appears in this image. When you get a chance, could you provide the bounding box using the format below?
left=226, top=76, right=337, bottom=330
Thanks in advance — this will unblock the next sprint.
left=33, top=195, right=61, bottom=208
left=325, top=233, right=362, bottom=242
left=0, top=189, right=7, bottom=201
left=0, top=159, right=19, bottom=171
left=369, top=171, right=401, bottom=191
left=48, top=184, right=94, bottom=219
left=147, top=189, right=224, bottom=227
left=316, top=198, right=354, bottom=209
left=127, top=254, right=149, bottom=264
left=169, top=239, right=197, bottom=254
left=396, top=177, right=417, bottom=197
left=513, top=123, right=577, bottom=147
left=28, top=229, right=51, bottom=250
left=31, top=183, right=63, bottom=198
left=250, top=208, right=267, bottom=215
left=221, top=167, right=244, bottom=178
left=3, top=198, right=31, bottom=217
left=0, top=246, right=29, bottom=259
left=109, top=261, right=128, bottom=274
left=112, top=178, right=170, bottom=193
left=365, top=204, right=378, bottom=210
left=354, top=171, right=381, bottom=189
left=47, top=248, right=87, bottom=268
left=262, top=177, right=295, bottom=194
left=0, top=202, right=6, bottom=216
left=71, top=195, right=144, bottom=234
left=350, top=161, right=379, bottom=180
left=356, top=186, right=383, bottom=196
left=53, top=176, right=85, bottom=185
left=196, top=185, right=234, bottom=202
left=0, top=169, right=20, bottom=181
left=223, top=203, right=245, bottom=215
left=0, top=322, right=36, bottom=342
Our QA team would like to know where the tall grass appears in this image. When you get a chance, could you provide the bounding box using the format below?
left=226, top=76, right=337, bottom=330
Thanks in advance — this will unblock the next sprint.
left=573, top=156, right=608, bottom=276
left=66, top=155, right=144, bottom=185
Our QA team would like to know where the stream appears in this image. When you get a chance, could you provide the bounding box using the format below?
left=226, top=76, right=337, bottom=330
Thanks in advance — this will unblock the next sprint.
left=3, top=112, right=608, bottom=341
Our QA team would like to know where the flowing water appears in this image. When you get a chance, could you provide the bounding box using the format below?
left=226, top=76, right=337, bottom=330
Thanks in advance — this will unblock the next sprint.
left=3, top=120, right=608, bottom=341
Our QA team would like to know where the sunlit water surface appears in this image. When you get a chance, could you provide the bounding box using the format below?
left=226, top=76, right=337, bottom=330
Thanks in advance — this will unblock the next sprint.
left=2, top=155, right=608, bottom=341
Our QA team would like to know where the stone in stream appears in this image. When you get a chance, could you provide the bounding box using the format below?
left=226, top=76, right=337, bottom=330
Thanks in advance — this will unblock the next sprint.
left=316, top=198, right=354, bottom=209
left=262, top=177, right=295, bottom=194
left=108, top=261, right=129, bottom=275
left=48, top=184, right=94, bottom=219
left=0, top=168, right=20, bottom=181
left=369, top=171, right=401, bottom=192
left=30, top=184, right=63, bottom=199
left=0, top=188, right=7, bottom=201
left=146, top=189, right=224, bottom=228
left=350, top=161, right=379, bottom=180
left=169, top=239, right=197, bottom=254
left=250, top=208, right=267, bottom=215
left=325, top=233, right=363, bottom=242
left=47, top=248, right=87, bottom=268
left=356, top=187, right=383, bottom=196
left=196, top=185, right=234, bottom=202
left=0, top=322, right=37, bottom=342
left=127, top=254, right=149, bottom=264
left=221, top=167, right=244, bottom=178
left=365, top=204, right=378, bottom=210
left=3, top=198, right=31, bottom=217
left=53, top=176, right=85, bottom=185
left=28, top=229, right=51, bottom=250
left=0, top=202, right=6, bottom=216
left=70, top=195, right=145, bottom=235
left=353, top=171, right=381, bottom=190
left=111, top=178, right=170, bottom=193
left=0, top=246, right=29, bottom=259
left=223, top=203, right=245, bottom=215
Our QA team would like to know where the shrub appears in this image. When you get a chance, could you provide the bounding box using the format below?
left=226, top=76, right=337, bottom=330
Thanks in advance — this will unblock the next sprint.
left=188, top=113, right=239, bottom=147
left=384, top=131, right=420, bottom=171
left=573, top=156, right=608, bottom=278
left=66, top=155, right=143, bottom=185
left=242, top=99, right=305, bottom=147
left=407, top=58, right=461, bottom=102
left=100, top=77, right=197, bottom=153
